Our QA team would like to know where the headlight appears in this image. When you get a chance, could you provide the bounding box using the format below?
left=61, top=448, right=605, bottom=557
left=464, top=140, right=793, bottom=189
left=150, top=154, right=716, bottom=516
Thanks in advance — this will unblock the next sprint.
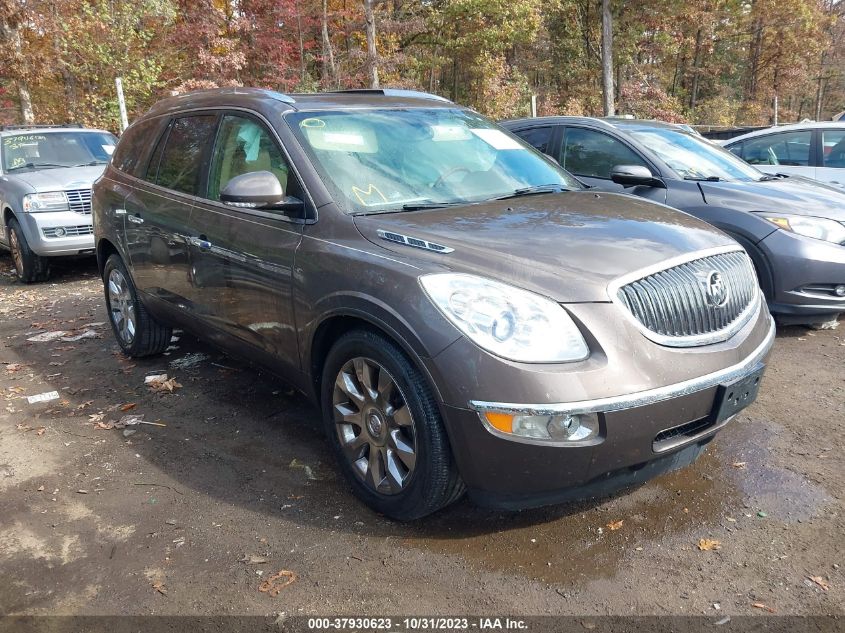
left=22, top=192, right=70, bottom=212
left=759, top=213, right=845, bottom=244
left=420, top=273, right=589, bottom=363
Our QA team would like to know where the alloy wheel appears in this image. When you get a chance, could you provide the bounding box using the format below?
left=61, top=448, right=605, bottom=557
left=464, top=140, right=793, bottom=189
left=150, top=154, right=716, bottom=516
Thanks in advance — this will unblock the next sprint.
left=332, top=357, right=417, bottom=495
left=9, top=229, right=24, bottom=278
left=108, top=268, right=136, bottom=344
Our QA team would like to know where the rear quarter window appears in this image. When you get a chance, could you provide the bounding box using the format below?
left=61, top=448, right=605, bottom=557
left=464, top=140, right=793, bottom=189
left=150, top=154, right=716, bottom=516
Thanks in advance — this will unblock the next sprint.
left=112, top=119, right=165, bottom=178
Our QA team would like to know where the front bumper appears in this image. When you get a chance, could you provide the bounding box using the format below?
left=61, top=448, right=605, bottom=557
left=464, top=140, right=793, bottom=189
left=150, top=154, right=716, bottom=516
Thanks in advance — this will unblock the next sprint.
left=16, top=211, right=95, bottom=256
left=434, top=314, right=775, bottom=509
left=760, top=229, right=845, bottom=319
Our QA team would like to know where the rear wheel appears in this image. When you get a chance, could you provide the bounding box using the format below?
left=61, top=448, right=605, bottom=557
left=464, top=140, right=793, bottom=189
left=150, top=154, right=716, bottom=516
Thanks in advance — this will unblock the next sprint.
left=321, top=329, right=464, bottom=520
left=8, top=218, right=50, bottom=283
left=103, top=254, right=171, bottom=357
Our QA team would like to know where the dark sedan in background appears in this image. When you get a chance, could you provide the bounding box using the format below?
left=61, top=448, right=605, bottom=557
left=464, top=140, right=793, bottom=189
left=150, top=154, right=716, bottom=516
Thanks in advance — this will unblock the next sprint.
left=503, top=117, right=845, bottom=326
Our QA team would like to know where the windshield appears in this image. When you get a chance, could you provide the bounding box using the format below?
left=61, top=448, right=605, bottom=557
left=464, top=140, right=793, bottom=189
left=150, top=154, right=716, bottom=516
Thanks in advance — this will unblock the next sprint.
left=286, top=108, right=580, bottom=213
left=627, top=127, right=764, bottom=182
left=2, top=131, right=117, bottom=172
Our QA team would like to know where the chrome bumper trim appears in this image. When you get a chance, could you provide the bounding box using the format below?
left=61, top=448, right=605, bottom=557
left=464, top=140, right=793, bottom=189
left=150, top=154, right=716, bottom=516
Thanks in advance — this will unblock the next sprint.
left=469, top=316, right=776, bottom=417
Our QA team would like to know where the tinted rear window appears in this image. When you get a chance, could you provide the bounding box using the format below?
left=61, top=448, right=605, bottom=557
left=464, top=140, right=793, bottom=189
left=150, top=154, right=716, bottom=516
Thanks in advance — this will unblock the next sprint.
left=156, top=115, right=218, bottom=195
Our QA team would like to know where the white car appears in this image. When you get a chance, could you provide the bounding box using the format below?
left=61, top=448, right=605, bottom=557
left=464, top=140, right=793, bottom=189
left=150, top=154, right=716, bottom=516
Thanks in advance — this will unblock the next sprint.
left=722, top=122, right=845, bottom=188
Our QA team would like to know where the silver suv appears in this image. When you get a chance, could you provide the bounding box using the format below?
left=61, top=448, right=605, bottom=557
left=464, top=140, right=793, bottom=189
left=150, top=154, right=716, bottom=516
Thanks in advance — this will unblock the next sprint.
left=0, top=125, right=117, bottom=282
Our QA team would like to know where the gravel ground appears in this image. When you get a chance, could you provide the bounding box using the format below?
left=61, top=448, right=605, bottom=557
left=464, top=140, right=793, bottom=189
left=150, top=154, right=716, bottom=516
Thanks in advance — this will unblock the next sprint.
left=1, top=254, right=843, bottom=621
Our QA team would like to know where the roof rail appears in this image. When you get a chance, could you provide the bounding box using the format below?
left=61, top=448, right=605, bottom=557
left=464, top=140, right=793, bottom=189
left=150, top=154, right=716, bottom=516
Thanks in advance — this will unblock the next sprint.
left=0, top=123, right=84, bottom=131
left=327, top=88, right=452, bottom=103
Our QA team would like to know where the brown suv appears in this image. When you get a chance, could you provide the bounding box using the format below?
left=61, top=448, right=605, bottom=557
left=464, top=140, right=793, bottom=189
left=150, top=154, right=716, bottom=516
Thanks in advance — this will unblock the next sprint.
left=93, top=88, right=775, bottom=520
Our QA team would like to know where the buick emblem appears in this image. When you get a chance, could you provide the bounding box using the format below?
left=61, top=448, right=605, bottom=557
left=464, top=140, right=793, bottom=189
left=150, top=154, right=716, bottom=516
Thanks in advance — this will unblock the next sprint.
left=705, top=271, right=729, bottom=307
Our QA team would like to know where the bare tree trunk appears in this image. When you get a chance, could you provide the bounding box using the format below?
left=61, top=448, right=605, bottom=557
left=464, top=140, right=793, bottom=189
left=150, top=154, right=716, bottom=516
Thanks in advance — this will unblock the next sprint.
left=18, top=82, right=34, bottom=124
left=601, top=0, right=615, bottom=116
left=364, top=0, right=380, bottom=88
left=321, top=0, right=338, bottom=87
left=294, top=0, right=306, bottom=81
left=1, top=17, right=35, bottom=124
left=689, top=28, right=703, bottom=113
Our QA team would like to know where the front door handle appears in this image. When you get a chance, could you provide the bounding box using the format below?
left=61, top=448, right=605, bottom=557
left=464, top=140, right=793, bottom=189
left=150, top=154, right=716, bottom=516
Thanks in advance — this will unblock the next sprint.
left=127, top=214, right=144, bottom=224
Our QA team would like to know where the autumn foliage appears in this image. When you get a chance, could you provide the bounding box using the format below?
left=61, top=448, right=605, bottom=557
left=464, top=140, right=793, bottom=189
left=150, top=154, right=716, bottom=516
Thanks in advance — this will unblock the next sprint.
left=0, top=0, right=843, bottom=131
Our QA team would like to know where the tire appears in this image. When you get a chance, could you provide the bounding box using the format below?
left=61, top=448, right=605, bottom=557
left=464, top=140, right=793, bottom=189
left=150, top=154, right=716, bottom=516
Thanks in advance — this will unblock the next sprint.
left=8, top=217, right=50, bottom=283
left=103, top=254, right=172, bottom=357
left=321, top=329, right=465, bottom=520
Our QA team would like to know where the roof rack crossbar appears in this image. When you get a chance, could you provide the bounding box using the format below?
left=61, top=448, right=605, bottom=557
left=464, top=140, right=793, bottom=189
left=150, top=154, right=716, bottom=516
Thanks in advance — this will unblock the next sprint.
left=325, top=88, right=452, bottom=103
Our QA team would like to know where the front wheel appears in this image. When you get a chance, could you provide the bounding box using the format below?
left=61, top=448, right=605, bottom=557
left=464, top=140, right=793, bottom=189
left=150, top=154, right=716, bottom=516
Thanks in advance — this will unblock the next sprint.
left=321, top=329, right=464, bottom=520
left=8, top=217, right=50, bottom=283
left=103, top=254, right=172, bottom=357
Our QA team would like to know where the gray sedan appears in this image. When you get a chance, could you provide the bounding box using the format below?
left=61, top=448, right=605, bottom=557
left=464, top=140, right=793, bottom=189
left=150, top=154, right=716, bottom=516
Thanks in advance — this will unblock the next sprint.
left=503, top=117, right=845, bottom=325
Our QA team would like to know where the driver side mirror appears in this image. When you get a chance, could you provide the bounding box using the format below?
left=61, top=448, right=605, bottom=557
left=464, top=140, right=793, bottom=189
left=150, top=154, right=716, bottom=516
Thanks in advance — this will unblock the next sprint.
left=220, top=171, right=304, bottom=215
left=610, top=165, right=663, bottom=188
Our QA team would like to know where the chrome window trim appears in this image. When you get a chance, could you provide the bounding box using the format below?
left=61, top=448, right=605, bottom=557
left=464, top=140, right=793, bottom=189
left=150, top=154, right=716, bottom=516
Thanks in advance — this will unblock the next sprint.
left=607, top=245, right=760, bottom=347
left=469, top=315, right=774, bottom=426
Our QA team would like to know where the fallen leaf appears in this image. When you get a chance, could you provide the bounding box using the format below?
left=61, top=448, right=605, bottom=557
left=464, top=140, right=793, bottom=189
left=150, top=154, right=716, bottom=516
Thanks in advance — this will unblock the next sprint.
left=89, top=412, right=106, bottom=423
left=808, top=576, right=830, bottom=591
left=152, top=581, right=167, bottom=595
left=240, top=554, right=270, bottom=565
left=5, top=363, right=23, bottom=372
left=35, top=427, right=46, bottom=436
left=95, top=421, right=115, bottom=430
left=147, top=376, right=182, bottom=394
left=698, top=538, right=722, bottom=551
left=76, top=400, right=94, bottom=410
left=751, top=602, right=776, bottom=613
left=258, top=570, right=297, bottom=597
left=732, top=462, right=748, bottom=469
left=120, top=403, right=137, bottom=412
left=606, top=520, right=624, bottom=531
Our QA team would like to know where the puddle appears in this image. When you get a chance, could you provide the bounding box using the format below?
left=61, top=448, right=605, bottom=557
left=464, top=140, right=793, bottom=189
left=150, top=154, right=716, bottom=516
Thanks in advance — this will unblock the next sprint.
left=401, top=416, right=829, bottom=586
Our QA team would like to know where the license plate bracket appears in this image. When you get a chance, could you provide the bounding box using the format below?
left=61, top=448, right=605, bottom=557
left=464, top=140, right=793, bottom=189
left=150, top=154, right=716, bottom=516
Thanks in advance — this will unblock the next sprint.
left=713, top=363, right=766, bottom=423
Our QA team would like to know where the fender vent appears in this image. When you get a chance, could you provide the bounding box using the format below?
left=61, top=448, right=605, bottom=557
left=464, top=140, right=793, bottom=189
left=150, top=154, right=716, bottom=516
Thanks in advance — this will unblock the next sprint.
left=377, top=229, right=454, bottom=254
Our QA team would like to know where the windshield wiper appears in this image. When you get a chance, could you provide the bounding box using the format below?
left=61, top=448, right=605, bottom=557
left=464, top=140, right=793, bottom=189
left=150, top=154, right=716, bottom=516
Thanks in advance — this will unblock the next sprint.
left=683, top=175, right=722, bottom=182
left=70, top=160, right=108, bottom=167
left=400, top=201, right=466, bottom=211
left=495, top=184, right=567, bottom=200
left=351, top=201, right=465, bottom=215
left=6, top=162, right=68, bottom=171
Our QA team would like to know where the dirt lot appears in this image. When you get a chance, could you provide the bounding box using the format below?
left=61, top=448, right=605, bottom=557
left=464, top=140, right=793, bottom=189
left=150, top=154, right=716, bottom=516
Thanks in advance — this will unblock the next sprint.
left=1, top=253, right=843, bottom=621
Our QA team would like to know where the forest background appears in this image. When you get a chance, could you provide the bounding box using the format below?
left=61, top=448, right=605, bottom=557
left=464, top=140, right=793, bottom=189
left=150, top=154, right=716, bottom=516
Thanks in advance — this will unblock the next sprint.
left=0, top=0, right=843, bottom=132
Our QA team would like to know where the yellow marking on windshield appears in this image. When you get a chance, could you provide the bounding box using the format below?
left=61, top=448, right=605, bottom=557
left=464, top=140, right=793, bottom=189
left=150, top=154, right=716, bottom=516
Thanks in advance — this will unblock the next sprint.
left=352, top=184, right=388, bottom=206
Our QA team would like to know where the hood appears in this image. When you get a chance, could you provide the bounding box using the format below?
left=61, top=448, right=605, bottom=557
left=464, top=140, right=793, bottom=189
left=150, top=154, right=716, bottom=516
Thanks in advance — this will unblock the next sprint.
left=12, top=165, right=106, bottom=193
left=353, top=191, right=735, bottom=303
left=699, top=176, right=845, bottom=222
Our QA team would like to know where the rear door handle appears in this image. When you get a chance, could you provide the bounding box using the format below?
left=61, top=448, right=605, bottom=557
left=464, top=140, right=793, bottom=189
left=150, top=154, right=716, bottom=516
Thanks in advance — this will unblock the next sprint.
left=127, top=214, right=144, bottom=224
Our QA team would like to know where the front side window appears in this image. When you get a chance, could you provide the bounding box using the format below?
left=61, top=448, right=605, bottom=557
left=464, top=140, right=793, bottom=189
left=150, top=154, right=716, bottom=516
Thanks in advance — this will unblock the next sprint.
left=628, top=127, right=764, bottom=182
left=207, top=115, right=290, bottom=201
left=2, top=131, right=117, bottom=172
left=741, top=131, right=812, bottom=166
left=286, top=108, right=579, bottom=214
left=561, top=128, right=647, bottom=178
left=156, top=115, right=218, bottom=195
left=822, top=130, right=845, bottom=168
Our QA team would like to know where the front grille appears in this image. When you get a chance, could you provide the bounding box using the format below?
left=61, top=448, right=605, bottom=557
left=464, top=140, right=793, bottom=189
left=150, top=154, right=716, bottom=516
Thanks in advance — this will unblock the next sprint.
left=615, top=250, right=758, bottom=346
left=65, top=188, right=92, bottom=214
left=42, top=225, right=93, bottom=238
left=653, top=416, right=716, bottom=451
